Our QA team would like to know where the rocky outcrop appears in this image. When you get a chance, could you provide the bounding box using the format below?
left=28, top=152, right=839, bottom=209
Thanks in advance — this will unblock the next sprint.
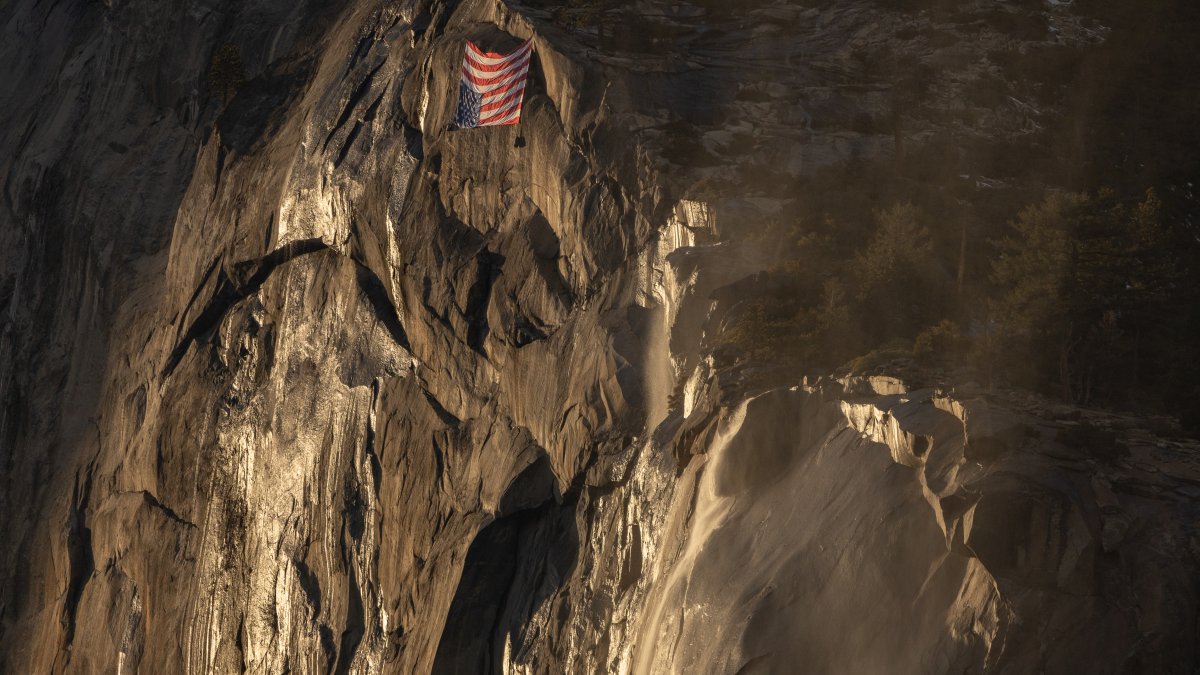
left=1, top=0, right=1198, bottom=673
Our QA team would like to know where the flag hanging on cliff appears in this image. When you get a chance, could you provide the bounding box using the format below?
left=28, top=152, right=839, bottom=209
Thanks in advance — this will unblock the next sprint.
left=453, top=38, right=533, bottom=129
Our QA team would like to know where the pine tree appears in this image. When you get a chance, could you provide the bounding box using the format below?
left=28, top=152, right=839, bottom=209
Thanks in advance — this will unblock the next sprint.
left=991, top=190, right=1177, bottom=402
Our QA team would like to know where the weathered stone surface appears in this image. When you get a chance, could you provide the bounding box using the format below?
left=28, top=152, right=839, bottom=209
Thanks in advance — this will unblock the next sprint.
left=1, top=0, right=1197, bottom=673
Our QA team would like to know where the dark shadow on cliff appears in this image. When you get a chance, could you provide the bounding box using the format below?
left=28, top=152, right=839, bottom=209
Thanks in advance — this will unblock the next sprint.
left=218, top=54, right=320, bottom=155
left=431, top=455, right=578, bottom=675
left=163, top=241, right=412, bottom=378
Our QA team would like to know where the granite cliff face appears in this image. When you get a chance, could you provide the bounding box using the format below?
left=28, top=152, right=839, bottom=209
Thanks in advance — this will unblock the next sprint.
left=2, top=0, right=1198, bottom=673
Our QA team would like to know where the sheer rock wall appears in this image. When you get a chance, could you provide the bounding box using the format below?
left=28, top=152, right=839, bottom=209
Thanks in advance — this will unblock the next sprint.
left=1, top=0, right=1197, bottom=673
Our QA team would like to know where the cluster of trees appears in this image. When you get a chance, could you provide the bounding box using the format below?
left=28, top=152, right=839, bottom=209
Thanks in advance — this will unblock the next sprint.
left=716, top=182, right=1195, bottom=424
left=705, top=0, right=1200, bottom=427
left=990, top=190, right=1181, bottom=405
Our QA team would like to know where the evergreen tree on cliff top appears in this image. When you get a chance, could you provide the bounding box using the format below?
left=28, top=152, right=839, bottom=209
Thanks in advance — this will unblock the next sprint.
left=991, top=189, right=1177, bottom=404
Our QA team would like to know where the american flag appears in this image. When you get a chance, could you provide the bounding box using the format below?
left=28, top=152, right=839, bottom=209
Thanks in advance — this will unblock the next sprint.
left=453, top=38, right=533, bottom=129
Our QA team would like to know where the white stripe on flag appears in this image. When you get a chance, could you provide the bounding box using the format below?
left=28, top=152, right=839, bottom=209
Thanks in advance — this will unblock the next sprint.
left=462, top=51, right=531, bottom=82
left=481, top=81, right=526, bottom=107
left=480, top=94, right=523, bottom=123
left=456, top=38, right=533, bottom=129
left=466, top=39, right=532, bottom=66
left=481, top=107, right=522, bottom=127
left=464, top=64, right=531, bottom=95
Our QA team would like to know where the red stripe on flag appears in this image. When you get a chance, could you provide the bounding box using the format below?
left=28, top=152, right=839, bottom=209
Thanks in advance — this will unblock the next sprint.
left=464, top=42, right=531, bottom=73
left=460, top=55, right=530, bottom=87
left=458, top=38, right=533, bottom=128
left=466, top=39, right=531, bottom=64
left=481, top=107, right=523, bottom=126
left=479, top=95, right=524, bottom=124
left=477, top=79, right=525, bottom=104
left=477, top=86, right=525, bottom=115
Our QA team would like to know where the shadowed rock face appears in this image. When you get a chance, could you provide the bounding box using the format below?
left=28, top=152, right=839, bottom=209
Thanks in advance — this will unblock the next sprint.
left=1, top=0, right=1198, bottom=673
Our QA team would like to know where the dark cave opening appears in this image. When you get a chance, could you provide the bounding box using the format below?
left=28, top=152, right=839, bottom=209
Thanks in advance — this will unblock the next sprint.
left=432, top=457, right=579, bottom=674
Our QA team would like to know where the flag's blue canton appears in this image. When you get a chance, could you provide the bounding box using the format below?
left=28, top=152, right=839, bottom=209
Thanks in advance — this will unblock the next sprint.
left=453, top=82, right=481, bottom=129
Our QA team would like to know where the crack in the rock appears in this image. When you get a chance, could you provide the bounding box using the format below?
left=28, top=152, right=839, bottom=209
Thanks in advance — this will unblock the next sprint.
left=121, top=489, right=198, bottom=529
left=163, top=239, right=411, bottom=378
left=61, top=468, right=95, bottom=650
left=419, top=385, right=462, bottom=427
left=465, top=249, right=504, bottom=357
left=323, top=59, right=387, bottom=155
left=162, top=238, right=327, bottom=378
